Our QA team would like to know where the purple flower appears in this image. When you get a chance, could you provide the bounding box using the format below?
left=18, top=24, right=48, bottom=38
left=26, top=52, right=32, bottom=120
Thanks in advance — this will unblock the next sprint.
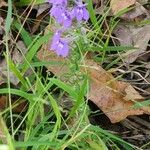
left=47, top=0, right=67, bottom=6
left=48, top=0, right=90, bottom=57
left=72, top=1, right=89, bottom=21
left=50, top=5, right=64, bottom=21
left=51, top=31, right=69, bottom=57
left=59, top=10, right=72, bottom=27
left=50, top=6, right=72, bottom=27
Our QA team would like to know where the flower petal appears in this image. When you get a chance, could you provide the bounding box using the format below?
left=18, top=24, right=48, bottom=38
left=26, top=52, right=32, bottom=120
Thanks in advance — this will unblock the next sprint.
left=62, top=43, right=69, bottom=57
left=83, top=8, right=89, bottom=21
left=63, top=19, right=72, bottom=27
left=76, top=8, right=83, bottom=21
left=55, top=39, right=69, bottom=57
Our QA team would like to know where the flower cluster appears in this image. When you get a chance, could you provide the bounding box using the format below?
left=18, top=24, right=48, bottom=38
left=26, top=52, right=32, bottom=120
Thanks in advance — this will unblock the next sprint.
left=48, top=0, right=89, bottom=57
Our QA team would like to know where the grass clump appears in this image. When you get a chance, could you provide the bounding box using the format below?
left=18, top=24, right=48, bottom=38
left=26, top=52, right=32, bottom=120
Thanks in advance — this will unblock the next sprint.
left=0, top=0, right=149, bottom=150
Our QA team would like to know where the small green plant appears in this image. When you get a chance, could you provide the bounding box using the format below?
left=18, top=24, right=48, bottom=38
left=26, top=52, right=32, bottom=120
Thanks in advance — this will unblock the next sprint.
left=0, top=0, right=148, bottom=150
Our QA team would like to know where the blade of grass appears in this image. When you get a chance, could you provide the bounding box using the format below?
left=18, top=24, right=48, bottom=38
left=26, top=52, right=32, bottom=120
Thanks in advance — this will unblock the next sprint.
left=21, top=33, right=51, bottom=74
left=68, top=78, right=88, bottom=118
left=4, top=0, right=14, bottom=138
left=7, top=56, right=28, bottom=89
left=15, top=0, right=45, bottom=6
left=90, top=46, right=138, bottom=52
left=0, top=116, right=14, bottom=150
left=86, top=0, right=99, bottom=30
left=50, top=78, right=78, bottom=99
left=61, top=124, right=91, bottom=149
left=14, top=22, right=32, bottom=46
left=132, top=100, right=150, bottom=109
left=90, top=125, right=137, bottom=150
left=0, top=88, right=34, bottom=102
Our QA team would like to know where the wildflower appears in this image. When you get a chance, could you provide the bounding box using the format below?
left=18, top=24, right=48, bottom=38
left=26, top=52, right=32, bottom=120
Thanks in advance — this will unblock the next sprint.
left=47, top=0, right=67, bottom=6
left=48, top=0, right=90, bottom=57
left=51, top=31, right=69, bottom=57
left=59, top=9, right=72, bottom=27
left=51, top=6, right=72, bottom=27
left=72, top=1, right=89, bottom=21
left=50, top=5, right=64, bottom=22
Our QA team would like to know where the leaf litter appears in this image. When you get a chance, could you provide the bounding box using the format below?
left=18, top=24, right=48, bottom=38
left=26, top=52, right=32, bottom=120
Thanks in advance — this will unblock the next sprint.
left=38, top=39, right=150, bottom=123
left=0, top=0, right=150, bottom=148
left=37, top=0, right=150, bottom=125
left=38, top=0, right=150, bottom=124
left=112, top=1, right=150, bottom=64
left=113, top=24, right=150, bottom=63
left=110, top=0, right=136, bottom=15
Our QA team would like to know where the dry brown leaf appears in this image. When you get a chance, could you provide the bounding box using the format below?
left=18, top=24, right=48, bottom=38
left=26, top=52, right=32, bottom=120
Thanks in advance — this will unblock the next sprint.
left=112, top=1, right=150, bottom=63
left=113, top=24, right=150, bottom=63
left=137, top=0, right=148, bottom=4
left=123, top=85, right=144, bottom=101
left=0, top=59, right=20, bottom=85
left=0, top=96, right=27, bottom=113
left=110, top=0, right=136, bottom=15
left=31, top=6, right=50, bottom=34
left=0, top=0, right=7, bottom=8
left=121, top=2, right=149, bottom=20
left=37, top=43, right=150, bottom=123
left=83, top=60, right=150, bottom=123
left=0, top=41, right=28, bottom=85
left=12, top=41, right=27, bottom=64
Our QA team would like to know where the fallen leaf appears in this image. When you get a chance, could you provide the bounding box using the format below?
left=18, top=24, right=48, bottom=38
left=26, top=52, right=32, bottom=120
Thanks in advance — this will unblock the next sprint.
left=31, top=6, right=50, bottom=34
left=0, top=59, right=20, bottom=85
left=0, top=96, right=27, bottom=113
left=110, top=0, right=136, bottom=15
left=123, top=85, right=144, bottom=101
left=83, top=60, right=149, bottom=123
left=37, top=39, right=150, bottom=123
left=113, top=24, right=150, bottom=63
left=112, top=1, right=150, bottom=63
left=0, top=0, right=7, bottom=8
left=137, top=0, right=148, bottom=5
left=121, top=2, right=149, bottom=20
left=12, top=41, right=27, bottom=64
left=0, top=41, right=28, bottom=85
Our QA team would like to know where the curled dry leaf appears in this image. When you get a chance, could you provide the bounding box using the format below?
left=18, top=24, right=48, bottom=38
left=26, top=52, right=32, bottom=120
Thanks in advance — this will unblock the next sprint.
left=110, top=0, right=136, bottom=15
left=121, top=2, right=149, bottom=20
left=113, top=24, right=150, bottom=63
left=112, top=1, right=150, bottom=64
left=37, top=41, right=150, bottom=123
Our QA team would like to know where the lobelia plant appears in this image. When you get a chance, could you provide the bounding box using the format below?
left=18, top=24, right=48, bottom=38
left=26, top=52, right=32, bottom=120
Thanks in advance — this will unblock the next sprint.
left=48, top=0, right=89, bottom=57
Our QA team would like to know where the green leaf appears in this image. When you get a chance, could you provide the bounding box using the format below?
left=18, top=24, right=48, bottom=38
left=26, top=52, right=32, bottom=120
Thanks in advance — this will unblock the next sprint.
left=86, top=0, right=99, bottom=30
left=14, top=22, right=32, bottom=46
left=50, top=78, right=78, bottom=99
left=21, top=33, right=51, bottom=74
left=0, top=88, right=34, bottom=102
left=5, top=0, right=12, bottom=34
left=8, top=57, right=28, bottom=89
left=15, top=0, right=45, bottom=6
